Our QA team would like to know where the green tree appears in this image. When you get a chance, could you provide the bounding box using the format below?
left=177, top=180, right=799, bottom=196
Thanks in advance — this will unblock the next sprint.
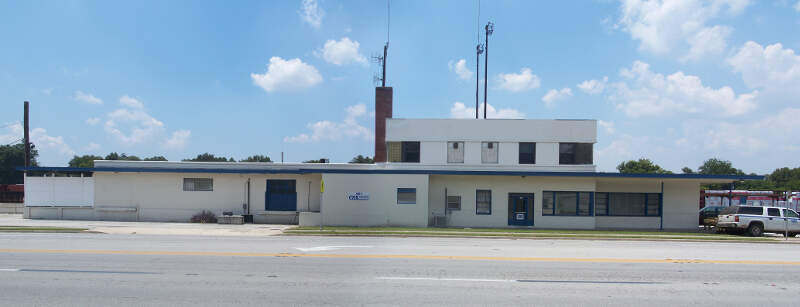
left=349, top=155, right=374, bottom=164
left=0, top=143, right=38, bottom=184
left=681, top=167, right=694, bottom=174
left=697, top=158, right=744, bottom=176
left=240, top=155, right=272, bottom=162
left=143, top=156, right=168, bottom=161
left=183, top=153, right=230, bottom=162
left=303, top=158, right=328, bottom=163
left=616, top=158, right=673, bottom=174
left=68, top=155, right=103, bottom=168
left=104, top=152, right=141, bottom=161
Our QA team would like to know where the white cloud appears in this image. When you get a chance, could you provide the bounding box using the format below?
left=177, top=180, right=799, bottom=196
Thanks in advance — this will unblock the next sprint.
left=318, top=37, right=367, bottom=66
left=284, top=104, right=372, bottom=143
left=595, top=134, right=653, bottom=172
left=299, top=0, right=324, bottom=29
left=542, top=88, right=573, bottom=107
left=577, top=76, right=608, bottom=94
left=610, top=60, right=757, bottom=117
left=41, top=88, right=53, bottom=95
left=449, top=102, right=525, bottom=119
left=85, top=142, right=101, bottom=151
left=73, top=90, right=103, bottom=105
left=448, top=59, right=473, bottom=80
left=85, top=117, right=100, bottom=126
left=251, top=57, right=322, bottom=92
left=703, top=108, right=800, bottom=154
left=682, top=25, right=732, bottom=62
left=727, top=41, right=800, bottom=90
left=795, top=1, right=800, bottom=12
left=119, top=95, right=144, bottom=108
left=598, top=120, right=616, bottom=134
left=496, top=68, right=541, bottom=92
left=31, top=127, right=74, bottom=157
left=165, top=130, right=191, bottom=149
left=616, top=0, right=749, bottom=60
left=0, top=122, right=23, bottom=145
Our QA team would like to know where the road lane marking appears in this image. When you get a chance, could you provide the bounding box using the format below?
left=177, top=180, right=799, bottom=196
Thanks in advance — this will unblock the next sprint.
left=295, top=246, right=373, bottom=252
left=376, top=277, right=663, bottom=284
left=2, top=248, right=800, bottom=265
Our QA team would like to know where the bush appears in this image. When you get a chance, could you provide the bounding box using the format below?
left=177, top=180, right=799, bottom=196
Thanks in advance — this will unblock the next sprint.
left=190, top=210, right=217, bottom=223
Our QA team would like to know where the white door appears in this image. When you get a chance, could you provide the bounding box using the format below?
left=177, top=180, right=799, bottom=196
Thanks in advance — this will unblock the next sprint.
left=782, top=209, right=800, bottom=232
left=765, top=208, right=783, bottom=232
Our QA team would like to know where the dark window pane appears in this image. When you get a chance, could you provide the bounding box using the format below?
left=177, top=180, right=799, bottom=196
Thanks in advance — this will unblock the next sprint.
left=595, top=193, right=608, bottom=215
left=555, top=192, right=577, bottom=215
left=397, top=188, right=416, bottom=204
left=609, top=193, right=646, bottom=216
left=575, top=143, right=593, bottom=164
left=738, top=207, right=763, bottom=215
left=646, top=193, right=660, bottom=216
left=767, top=208, right=781, bottom=217
left=542, top=192, right=554, bottom=215
left=578, top=192, right=592, bottom=216
left=476, top=190, right=491, bottom=215
left=519, top=142, right=536, bottom=164
left=559, top=143, right=576, bottom=164
left=401, top=142, right=420, bottom=163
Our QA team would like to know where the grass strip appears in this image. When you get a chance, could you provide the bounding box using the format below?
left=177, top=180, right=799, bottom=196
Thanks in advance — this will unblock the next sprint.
left=291, top=226, right=725, bottom=236
left=283, top=231, right=772, bottom=241
left=0, top=226, right=88, bottom=233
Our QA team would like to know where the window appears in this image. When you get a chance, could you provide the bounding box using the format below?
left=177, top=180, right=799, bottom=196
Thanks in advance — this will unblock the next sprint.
left=542, top=191, right=593, bottom=216
left=447, top=195, right=461, bottom=210
left=447, top=141, right=464, bottom=163
left=387, top=142, right=402, bottom=162
left=518, top=142, right=536, bottom=164
left=401, top=142, right=420, bottom=163
left=183, top=178, right=213, bottom=191
left=481, top=142, right=498, bottom=164
left=397, top=188, right=416, bottom=204
left=738, top=206, right=763, bottom=215
left=559, top=143, right=593, bottom=165
left=476, top=190, right=492, bottom=215
left=783, top=209, right=799, bottom=218
left=595, top=192, right=661, bottom=216
left=767, top=208, right=781, bottom=217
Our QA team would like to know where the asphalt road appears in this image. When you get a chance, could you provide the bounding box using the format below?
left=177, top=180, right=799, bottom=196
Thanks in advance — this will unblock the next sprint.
left=1, top=233, right=800, bottom=306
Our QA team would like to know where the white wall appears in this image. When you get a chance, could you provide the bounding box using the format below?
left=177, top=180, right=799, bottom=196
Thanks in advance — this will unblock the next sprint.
left=428, top=175, right=596, bottom=229
left=24, top=175, right=94, bottom=207
left=535, top=142, right=559, bottom=166
left=88, top=172, right=320, bottom=222
left=662, top=181, right=700, bottom=230
left=386, top=119, right=597, bottom=143
left=320, top=173, right=429, bottom=227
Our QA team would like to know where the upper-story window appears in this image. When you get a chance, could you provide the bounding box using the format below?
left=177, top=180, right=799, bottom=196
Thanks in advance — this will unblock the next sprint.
left=387, top=141, right=420, bottom=163
left=481, top=142, right=498, bottom=164
left=447, top=141, right=464, bottom=163
left=559, top=143, right=593, bottom=165
left=519, top=142, right=536, bottom=164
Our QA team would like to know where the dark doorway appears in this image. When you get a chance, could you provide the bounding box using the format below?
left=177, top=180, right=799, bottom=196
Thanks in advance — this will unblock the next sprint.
left=508, top=193, right=534, bottom=226
left=266, top=180, right=297, bottom=211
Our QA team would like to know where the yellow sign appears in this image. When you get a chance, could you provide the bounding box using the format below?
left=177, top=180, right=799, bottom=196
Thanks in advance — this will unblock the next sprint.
left=320, top=180, right=325, bottom=193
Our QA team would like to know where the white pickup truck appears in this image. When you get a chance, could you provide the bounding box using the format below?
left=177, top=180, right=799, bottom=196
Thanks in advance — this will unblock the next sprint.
left=716, top=206, right=800, bottom=237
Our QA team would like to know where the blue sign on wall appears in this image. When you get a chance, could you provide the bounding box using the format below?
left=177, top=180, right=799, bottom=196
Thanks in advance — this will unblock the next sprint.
left=347, top=192, right=369, bottom=200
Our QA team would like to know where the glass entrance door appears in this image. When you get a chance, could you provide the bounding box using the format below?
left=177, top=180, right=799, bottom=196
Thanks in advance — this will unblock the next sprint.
left=508, top=193, right=534, bottom=226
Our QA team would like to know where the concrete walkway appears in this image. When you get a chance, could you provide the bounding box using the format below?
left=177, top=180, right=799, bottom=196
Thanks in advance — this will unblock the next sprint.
left=0, top=214, right=291, bottom=236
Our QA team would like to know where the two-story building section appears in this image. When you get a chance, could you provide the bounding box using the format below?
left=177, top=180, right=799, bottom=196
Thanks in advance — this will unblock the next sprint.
left=20, top=87, right=762, bottom=230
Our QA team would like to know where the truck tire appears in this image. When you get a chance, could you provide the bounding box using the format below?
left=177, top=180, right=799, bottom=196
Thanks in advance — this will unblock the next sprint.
left=747, top=223, right=764, bottom=237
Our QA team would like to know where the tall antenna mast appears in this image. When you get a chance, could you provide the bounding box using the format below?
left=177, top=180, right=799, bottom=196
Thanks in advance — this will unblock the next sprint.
left=475, top=0, right=483, bottom=119
left=483, top=21, right=493, bottom=119
left=374, top=0, right=390, bottom=87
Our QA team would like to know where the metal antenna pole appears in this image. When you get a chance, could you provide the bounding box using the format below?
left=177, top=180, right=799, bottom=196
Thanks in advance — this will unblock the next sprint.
left=475, top=44, right=483, bottom=119
left=24, top=101, right=30, bottom=167
left=483, top=22, right=493, bottom=119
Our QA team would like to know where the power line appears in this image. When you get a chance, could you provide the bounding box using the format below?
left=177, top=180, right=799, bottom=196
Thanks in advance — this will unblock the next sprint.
left=3, top=138, right=23, bottom=146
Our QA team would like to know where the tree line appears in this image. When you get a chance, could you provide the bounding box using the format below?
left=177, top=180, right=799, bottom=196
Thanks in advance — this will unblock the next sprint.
left=67, top=152, right=376, bottom=168
left=616, top=158, right=800, bottom=191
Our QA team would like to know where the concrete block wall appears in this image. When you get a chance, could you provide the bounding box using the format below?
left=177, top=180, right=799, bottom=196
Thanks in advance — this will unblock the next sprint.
left=320, top=173, right=429, bottom=227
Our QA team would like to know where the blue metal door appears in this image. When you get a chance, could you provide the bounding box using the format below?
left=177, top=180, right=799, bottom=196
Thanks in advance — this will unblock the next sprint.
left=508, top=193, right=534, bottom=226
left=266, top=180, right=297, bottom=211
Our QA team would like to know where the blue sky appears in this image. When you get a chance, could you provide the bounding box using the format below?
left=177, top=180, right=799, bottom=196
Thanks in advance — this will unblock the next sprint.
left=1, top=0, right=798, bottom=173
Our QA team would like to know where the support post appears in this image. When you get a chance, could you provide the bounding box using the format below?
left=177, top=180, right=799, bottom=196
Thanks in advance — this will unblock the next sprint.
left=24, top=101, right=30, bottom=167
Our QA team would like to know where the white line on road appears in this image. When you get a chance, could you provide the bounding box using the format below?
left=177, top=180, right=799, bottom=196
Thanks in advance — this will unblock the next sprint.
left=0, top=268, right=20, bottom=272
left=376, top=277, right=516, bottom=283
left=295, top=246, right=373, bottom=252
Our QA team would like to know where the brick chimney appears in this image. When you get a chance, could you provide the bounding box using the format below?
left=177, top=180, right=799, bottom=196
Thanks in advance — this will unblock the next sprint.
left=374, top=87, right=393, bottom=162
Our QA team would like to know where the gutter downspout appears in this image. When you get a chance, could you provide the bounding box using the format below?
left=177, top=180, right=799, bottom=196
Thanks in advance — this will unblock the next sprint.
left=659, top=181, right=664, bottom=231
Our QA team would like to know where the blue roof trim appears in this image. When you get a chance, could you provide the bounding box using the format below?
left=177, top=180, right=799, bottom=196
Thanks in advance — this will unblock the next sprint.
left=16, top=166, right=764, bottom=180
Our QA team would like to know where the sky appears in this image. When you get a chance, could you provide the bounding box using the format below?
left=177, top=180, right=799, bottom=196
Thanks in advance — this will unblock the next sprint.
left=0, top=0, right=799, bottom=174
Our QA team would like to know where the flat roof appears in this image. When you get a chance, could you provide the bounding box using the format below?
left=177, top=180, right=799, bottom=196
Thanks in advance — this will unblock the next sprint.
left=18, top=163, right=764, bottom=182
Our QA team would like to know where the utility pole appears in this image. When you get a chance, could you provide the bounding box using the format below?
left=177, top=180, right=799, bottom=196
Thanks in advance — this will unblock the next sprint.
left=24, top=101, right=30, bottom=167
left=475, top=43, right=483, bottom=119
left=483, top=21, right=493, bottom=119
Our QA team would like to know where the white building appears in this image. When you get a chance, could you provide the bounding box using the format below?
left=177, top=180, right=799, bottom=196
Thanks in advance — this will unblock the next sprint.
left=21, top=87, right=761, bottom=230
